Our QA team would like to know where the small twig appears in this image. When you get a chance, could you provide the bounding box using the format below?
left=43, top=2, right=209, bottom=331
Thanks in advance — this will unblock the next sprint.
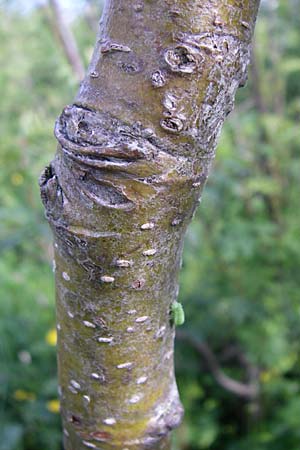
left=176, top=330, right=259, bottom=399
left=250, top=41, right=268, bottom=114
left=84, top=1, right=99, bottom=34
left=47, top=0, right=85, bottom=82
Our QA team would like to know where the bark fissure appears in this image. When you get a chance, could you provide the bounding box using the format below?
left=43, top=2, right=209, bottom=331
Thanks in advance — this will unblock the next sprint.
left=40, top=1, right=260, bottom=449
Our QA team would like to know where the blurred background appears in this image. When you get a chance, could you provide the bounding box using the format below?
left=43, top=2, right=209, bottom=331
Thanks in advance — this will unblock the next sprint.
left=1, top=0, right=300, bottom=449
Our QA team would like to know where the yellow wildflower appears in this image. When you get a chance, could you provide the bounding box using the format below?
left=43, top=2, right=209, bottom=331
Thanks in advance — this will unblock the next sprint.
left=47, top=399, right=60, bottom=414
left=260, top=370, right=273, bottom=384
left=14, top=389, right=36, bottom=401
left=11, top=173, right=24, bottom=186
left=45, top=328, right=57, bottom=346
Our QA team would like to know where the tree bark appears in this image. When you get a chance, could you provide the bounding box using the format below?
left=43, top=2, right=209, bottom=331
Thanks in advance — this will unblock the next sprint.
left=40, top=1, right=260, bottom=449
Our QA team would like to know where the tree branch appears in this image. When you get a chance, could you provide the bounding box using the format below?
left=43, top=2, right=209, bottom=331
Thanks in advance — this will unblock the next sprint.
left=177, top=331, right=259, bottom=399
left=48, top=0, right=85, bottom=82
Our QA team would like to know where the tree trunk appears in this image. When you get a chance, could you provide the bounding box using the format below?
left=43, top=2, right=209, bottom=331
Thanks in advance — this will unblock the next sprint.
left=40, top=1, right=260, bottom=449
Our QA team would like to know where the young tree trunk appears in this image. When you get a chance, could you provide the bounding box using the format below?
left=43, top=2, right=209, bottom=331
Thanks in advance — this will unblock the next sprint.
left=40, top=1, right=260, bottom=449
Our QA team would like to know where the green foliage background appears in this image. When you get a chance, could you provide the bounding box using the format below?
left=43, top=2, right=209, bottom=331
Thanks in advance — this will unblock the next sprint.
left=1, top=1, right=300, bottom=449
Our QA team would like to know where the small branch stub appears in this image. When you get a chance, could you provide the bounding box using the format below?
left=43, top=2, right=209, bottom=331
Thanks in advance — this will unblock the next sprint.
left=164, top=45, right=199, bottom=74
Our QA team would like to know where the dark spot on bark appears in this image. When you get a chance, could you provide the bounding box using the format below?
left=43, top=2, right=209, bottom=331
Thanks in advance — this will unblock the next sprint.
left=39, top=164, right=64, bottom=216
left=225, top=103, right=234, bottom=116
left=90, top=71, right=99, bottom=78
left=132, top=279, right=145, bottom=289
left=69, top=415, right=81, bottom=425
left=160, top=117, right=183, bottom=133
left=239, top=73, right=248, bottom=88
left=118, top=62, right=141, bottom=75
left=151, top=70, right=166, bottom=88
left=119, top=62, right=140, bottom=74
left=94, top=316, right=108, bottom=329
left=39, top=164, right=54, bottom=187
left=78, top=121, right=89, bottom=131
